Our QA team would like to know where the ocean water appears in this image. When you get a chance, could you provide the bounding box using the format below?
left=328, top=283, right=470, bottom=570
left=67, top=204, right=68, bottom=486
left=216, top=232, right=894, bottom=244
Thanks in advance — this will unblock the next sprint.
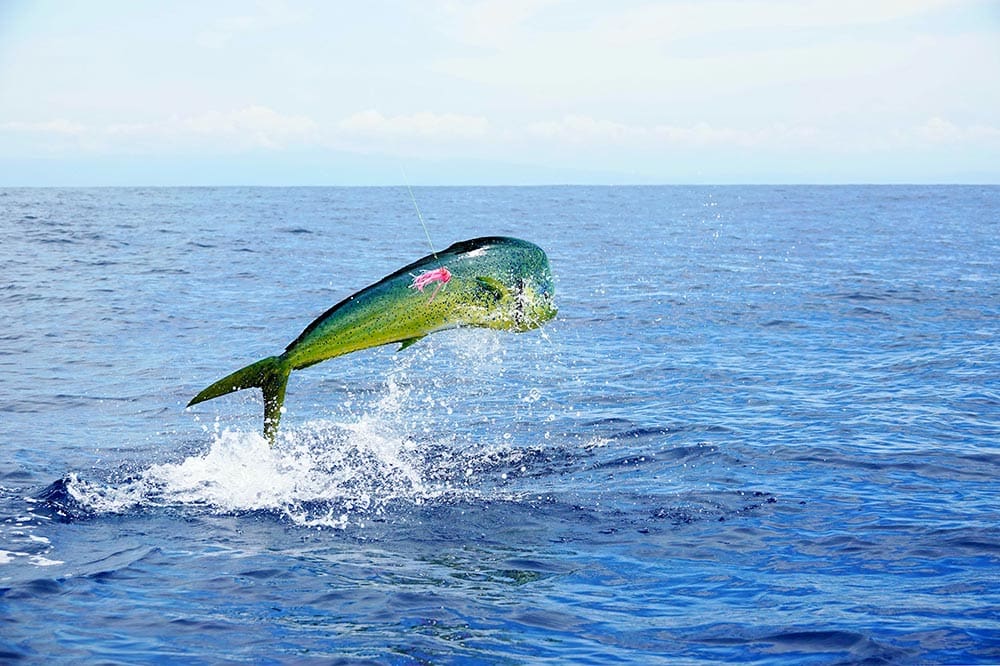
left=1, top=185, right=998, bottom=664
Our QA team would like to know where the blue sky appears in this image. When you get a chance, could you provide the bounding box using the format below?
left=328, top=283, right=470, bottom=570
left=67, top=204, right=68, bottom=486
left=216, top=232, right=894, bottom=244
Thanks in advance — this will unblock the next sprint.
left=1, top=0, right=998, bottom=185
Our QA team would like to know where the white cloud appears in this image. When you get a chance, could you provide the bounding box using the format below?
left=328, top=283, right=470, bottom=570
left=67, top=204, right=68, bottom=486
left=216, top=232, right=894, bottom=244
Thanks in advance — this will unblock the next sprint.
left=522, top=113, right=1000, bottom=165
left=0, top=119, right=85, bottom=135
left=105, top=106, right=319, bottom=151
left=0, top=107, right=494, bottom=157
left=338, top=110, right=491, bottom=140
left=0, top=106, right=319, bottom=154
left=3, top=105, right=998, bottom=176
left=912, top=117, right=1000, bottom=144
left=177, top=106, right=318, bottom=147
left=526, top=115, right=821, bottom=149
left=2, top=107, right=495, bottom=154
left=528, top=115, right=636, bottom=143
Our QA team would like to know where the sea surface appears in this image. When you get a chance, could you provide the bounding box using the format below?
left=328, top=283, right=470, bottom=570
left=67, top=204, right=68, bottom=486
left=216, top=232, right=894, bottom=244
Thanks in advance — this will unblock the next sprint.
left=1, top=185, right=998, bottom=664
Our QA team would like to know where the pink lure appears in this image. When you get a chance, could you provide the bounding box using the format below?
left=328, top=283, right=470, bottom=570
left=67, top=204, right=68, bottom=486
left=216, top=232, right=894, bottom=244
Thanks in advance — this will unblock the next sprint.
left=409, top=266, right=452, bottom=303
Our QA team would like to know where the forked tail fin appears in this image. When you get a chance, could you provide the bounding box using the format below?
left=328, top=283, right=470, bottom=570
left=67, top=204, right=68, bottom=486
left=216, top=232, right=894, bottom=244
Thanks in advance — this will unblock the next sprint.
left=187, top=355, right=291, bottom=445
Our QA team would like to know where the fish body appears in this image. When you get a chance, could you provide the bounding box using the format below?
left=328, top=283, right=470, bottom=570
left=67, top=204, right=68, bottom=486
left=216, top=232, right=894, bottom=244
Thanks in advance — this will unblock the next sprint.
left=187, top=237, right=556, bottom=443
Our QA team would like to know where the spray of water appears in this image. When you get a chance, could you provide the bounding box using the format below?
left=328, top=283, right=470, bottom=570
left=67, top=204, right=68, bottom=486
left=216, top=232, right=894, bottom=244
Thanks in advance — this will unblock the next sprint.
left=62, top=330, right=562, bottom=528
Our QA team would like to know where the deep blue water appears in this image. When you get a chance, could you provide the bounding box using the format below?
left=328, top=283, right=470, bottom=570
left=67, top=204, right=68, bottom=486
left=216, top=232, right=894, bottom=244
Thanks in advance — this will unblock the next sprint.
left=1, top=185, right=998, bottom=664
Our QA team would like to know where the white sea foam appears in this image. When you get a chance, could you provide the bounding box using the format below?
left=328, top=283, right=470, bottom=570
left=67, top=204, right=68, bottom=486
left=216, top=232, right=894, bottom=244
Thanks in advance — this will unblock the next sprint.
left=63, top=416, right=458, bottom=528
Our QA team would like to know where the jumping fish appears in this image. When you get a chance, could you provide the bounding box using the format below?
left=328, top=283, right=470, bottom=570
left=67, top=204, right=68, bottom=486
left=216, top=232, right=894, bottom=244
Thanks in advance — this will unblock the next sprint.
left=187, top=236, right=556, bottom=443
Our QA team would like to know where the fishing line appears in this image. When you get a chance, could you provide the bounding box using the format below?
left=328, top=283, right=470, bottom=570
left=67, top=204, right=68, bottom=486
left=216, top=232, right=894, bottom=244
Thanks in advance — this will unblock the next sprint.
left=400, top=166, right=439, bottom=260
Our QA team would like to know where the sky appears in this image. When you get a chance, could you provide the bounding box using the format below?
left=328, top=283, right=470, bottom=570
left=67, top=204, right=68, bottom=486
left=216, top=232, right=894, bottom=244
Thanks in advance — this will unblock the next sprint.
left=0, top=0, right=998, bottom=185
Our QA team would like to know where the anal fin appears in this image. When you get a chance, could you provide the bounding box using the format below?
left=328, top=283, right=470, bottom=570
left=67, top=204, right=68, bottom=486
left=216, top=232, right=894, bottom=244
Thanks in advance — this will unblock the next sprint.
left=398, top=336, right=425, bottom=351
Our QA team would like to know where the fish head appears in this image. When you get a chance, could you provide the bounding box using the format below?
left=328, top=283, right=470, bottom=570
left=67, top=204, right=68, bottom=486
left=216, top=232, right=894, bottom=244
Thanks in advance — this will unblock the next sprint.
left=457, top=238, right=557, bottom=332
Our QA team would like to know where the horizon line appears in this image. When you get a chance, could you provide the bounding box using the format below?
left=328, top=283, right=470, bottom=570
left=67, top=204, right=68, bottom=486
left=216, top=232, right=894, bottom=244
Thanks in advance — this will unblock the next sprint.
left=3, top=182, right=999, bottom=188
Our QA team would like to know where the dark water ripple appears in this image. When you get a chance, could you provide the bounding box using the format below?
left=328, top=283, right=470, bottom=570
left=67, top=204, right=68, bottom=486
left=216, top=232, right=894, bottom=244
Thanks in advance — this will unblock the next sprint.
left=1, top=186, right=999, bottom=663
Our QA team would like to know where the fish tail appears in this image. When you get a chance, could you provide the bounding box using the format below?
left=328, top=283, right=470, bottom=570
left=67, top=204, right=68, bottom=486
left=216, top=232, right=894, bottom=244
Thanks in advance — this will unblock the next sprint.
left=187, top=355, right=291, bottom=445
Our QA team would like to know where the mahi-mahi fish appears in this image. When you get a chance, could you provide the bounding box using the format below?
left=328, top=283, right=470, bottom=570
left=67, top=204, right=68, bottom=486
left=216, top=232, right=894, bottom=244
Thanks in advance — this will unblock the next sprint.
left=187, top=236, right=557, bottom=444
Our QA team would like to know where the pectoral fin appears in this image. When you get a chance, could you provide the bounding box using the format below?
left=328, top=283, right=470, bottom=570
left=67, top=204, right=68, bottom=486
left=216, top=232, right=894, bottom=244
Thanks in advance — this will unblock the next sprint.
left=398, top=336, right=425, bottom=351
left=475, top=276, right=509, bottom=302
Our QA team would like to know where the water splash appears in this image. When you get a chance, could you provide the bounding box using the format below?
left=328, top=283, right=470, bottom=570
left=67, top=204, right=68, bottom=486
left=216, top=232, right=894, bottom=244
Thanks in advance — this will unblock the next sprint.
left=61, top=330, right=556, bottom=528
left=63, top=412, right=469, bottom=529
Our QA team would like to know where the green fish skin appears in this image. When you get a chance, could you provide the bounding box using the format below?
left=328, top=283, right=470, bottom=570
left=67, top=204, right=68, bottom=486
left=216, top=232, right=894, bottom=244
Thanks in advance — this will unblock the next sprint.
left=187, top=236, right=557, bottom=444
